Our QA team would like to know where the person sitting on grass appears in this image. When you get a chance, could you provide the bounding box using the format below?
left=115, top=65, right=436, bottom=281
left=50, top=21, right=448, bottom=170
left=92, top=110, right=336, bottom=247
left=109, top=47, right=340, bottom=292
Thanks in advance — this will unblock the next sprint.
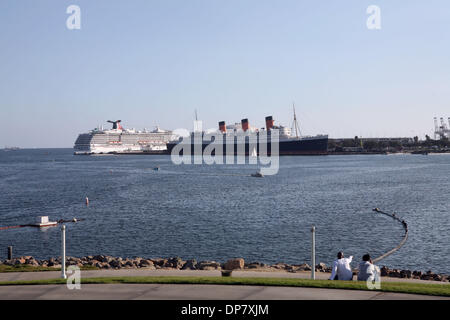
left=329, top=251, right=353, bottom=281
left=357, top=254, right=376, bottom=281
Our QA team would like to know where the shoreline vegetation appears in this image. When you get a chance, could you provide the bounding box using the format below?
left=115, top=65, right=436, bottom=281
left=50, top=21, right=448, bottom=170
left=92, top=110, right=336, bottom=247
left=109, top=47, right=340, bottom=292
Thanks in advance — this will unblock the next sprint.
left=1, top=256, right=449, bottom=283
left=327, top=136, right=450, bottom=155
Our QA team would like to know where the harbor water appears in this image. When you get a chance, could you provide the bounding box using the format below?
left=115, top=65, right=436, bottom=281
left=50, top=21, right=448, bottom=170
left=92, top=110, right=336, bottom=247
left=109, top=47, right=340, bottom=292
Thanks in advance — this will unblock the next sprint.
left=0, top=149, right=449, bottom=274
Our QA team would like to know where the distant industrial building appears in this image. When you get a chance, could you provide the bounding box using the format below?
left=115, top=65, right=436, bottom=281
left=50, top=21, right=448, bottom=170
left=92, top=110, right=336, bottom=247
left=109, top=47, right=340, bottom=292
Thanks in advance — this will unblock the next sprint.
left=434, top=117, right=450, bottom=140
left=332, top=137, right=414, bottom=144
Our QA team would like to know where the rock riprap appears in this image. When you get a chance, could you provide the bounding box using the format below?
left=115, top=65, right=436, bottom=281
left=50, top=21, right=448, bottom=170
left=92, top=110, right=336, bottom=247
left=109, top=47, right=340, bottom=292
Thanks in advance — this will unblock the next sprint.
left=1, top=256, right=448, bottom=282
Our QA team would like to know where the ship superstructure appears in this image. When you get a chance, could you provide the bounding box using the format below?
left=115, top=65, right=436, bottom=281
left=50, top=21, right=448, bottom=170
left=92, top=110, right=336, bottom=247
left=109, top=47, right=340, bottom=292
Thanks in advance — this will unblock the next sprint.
left=74, top=120, right=173, bottom=155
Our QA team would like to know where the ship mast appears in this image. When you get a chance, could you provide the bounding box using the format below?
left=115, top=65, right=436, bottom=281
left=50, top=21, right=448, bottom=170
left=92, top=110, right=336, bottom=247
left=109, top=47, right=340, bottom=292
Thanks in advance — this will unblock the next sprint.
left=292, top=103, right=301, bottom=138
left=193, top=109, right=202, bottom=132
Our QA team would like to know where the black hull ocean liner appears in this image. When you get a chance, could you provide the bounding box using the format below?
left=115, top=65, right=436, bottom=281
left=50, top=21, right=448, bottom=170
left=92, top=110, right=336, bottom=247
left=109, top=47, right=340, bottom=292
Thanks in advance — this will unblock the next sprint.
left=167, top=113, right=328, bottom=156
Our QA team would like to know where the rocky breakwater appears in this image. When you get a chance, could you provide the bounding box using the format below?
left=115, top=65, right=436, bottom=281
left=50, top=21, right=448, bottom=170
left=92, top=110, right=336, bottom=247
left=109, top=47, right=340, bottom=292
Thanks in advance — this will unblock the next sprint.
left=379, top=266, right=449, bottom=282
left=1, top=256, right=448, bottom=282
left=0, top=255, right=223, bottom=271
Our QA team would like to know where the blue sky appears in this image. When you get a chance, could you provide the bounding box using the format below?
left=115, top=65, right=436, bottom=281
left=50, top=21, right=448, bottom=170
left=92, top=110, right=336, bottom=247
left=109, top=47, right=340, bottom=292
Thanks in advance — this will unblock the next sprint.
left=0, top=0, right=449, bottom=147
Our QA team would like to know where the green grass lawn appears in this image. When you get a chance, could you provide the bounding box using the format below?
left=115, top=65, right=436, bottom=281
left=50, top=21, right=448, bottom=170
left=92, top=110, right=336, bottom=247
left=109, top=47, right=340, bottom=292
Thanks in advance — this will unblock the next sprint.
left=0, top=276, right=448, bottom=297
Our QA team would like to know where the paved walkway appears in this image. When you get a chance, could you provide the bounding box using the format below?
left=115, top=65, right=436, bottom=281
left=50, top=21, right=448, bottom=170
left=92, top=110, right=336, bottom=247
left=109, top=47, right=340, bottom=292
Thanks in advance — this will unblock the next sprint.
left=0, top=269, right=448, bottom=300
left=0, top=283, right=447, bottom=300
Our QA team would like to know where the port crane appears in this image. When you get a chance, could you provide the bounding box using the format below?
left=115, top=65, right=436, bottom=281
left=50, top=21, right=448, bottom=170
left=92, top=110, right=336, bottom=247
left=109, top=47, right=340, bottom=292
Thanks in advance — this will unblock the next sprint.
left=434, top=117, right=450, bottom=139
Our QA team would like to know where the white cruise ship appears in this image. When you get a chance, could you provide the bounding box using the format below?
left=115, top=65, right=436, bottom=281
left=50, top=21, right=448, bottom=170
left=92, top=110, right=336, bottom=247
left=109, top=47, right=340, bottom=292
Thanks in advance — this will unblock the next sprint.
left=74, top=120, right=173, bottom=155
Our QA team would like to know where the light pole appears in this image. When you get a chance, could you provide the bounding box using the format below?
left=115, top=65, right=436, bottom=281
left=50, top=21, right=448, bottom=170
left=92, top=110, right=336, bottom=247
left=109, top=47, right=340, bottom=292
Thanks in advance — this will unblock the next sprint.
left=311, top=225, right=316, bottom=280
left=7, top=246, right=12, bottom=260
left=61, top=225, right=66, bottom=279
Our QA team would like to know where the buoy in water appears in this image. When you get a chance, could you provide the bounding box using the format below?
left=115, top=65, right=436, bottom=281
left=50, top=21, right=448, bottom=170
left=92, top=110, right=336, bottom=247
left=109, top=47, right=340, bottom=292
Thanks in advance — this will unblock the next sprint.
left=85, top=197, right=89, bottom=206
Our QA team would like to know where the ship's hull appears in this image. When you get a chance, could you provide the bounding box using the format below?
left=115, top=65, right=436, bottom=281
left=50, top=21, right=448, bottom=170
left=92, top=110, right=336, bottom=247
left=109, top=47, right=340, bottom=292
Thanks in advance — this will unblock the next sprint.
left=167, top=135, right=328, bottom=156
left=278, top=137, right=328, bottom=155
left=74, top=131, right=172, bottom=155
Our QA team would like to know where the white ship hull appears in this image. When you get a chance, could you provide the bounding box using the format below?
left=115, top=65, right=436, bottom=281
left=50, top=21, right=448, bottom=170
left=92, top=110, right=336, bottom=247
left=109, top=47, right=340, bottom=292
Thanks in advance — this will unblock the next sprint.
left=74, top=143, right=168, bottom=155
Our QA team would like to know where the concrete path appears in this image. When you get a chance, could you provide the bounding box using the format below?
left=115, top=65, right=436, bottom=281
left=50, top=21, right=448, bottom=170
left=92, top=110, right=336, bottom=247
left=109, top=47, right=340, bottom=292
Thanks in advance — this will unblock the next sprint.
left=0, top=269, right=448, bottom=300
left=0, top=283, right=447, bottom=300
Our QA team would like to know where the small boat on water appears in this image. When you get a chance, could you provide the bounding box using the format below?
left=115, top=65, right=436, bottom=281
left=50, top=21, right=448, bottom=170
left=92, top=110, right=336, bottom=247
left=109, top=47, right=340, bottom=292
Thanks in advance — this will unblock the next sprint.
left=35, top=216, right=58, bottom=228
left=411, top=150, right=429, bottom=155
left=251, top=170, right=263, bottom=178
left=153, top=166, right=160, bottom=171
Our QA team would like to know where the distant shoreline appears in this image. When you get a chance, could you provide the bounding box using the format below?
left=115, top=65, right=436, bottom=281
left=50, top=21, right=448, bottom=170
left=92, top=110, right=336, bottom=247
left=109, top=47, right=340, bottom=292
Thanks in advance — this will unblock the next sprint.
left=4, top=148, right=450, bottom=156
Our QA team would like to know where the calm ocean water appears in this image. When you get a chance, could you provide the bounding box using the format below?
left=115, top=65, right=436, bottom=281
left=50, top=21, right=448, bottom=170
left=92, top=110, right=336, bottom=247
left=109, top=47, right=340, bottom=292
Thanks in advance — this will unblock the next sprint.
left=0, top=149, right=449, bottom=273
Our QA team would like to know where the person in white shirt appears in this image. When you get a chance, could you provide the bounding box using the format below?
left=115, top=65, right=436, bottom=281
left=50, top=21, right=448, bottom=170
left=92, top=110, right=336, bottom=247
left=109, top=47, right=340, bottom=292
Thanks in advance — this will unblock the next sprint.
left=357, top=254, right=376, bottom=281
left=329, top=252, right=354, bottom=281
